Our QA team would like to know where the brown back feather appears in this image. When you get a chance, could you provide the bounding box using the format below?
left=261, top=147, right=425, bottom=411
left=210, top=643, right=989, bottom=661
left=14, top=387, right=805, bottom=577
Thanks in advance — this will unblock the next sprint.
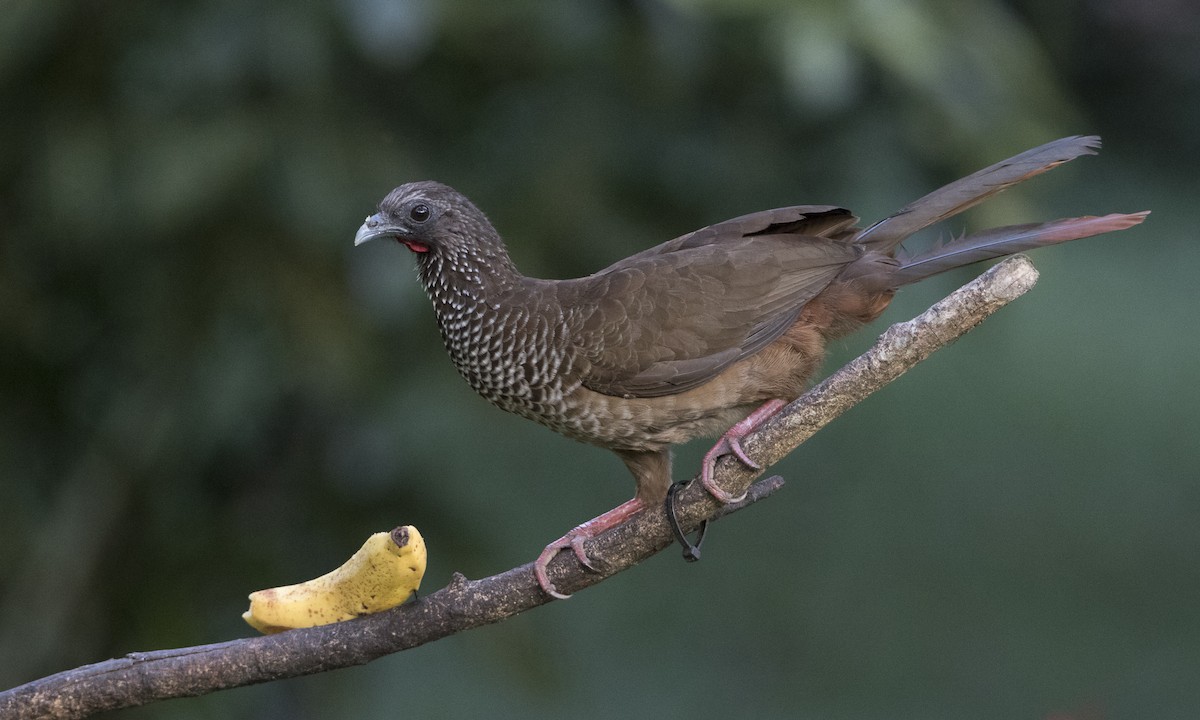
left=567, top=208, right=861, bottom=397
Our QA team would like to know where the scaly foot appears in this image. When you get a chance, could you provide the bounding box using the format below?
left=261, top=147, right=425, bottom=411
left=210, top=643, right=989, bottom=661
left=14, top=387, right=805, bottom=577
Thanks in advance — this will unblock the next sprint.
left=535, top=497, right=646, bottom=599
left=699, top=399, right=785, bottom=503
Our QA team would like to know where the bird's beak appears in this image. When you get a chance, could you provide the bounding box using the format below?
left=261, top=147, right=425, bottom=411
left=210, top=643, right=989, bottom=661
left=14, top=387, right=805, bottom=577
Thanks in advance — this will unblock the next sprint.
left=354, top=213, right=403, bottom=246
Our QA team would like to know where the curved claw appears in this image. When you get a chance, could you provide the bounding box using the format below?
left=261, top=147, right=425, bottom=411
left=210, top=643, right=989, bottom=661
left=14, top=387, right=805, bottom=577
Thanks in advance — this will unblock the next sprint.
left=535, top=534, right=597, bottom=599
left=533, top=497, right=647, bottom=600
left=535, top=544, right=574, bottom=600
left=725, top=436, right=761, bottom=470
left=700, top=399, right=786, bottom=504
left=700, top=444, right=750, bottom=504
left=569, top=534, right=595, bottom=570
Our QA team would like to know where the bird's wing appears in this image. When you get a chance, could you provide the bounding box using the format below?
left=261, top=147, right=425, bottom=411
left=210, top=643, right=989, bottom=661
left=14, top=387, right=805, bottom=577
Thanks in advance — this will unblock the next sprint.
left=620, top=205, right=857, bottom=262
left=560, top=207, right=861, bottom=398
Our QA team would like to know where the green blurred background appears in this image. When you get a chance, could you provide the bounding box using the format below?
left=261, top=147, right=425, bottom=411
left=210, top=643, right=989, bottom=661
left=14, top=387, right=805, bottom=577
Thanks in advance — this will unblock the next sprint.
left=1, top=0, right=1196, bottom=717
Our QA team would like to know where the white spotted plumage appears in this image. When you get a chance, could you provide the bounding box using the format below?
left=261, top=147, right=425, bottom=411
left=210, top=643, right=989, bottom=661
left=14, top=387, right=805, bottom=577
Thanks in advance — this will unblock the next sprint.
left=413, top=235, right=584, bottom=435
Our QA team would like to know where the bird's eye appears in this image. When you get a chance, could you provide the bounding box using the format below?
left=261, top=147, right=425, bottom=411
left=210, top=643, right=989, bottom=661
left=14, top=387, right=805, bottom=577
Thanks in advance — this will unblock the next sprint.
left=410, top=203, right=431, bottom=223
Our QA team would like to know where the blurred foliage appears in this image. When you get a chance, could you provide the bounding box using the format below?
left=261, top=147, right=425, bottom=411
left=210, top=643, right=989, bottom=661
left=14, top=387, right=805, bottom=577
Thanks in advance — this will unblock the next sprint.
left=1, top=0, right=1197, bottom=718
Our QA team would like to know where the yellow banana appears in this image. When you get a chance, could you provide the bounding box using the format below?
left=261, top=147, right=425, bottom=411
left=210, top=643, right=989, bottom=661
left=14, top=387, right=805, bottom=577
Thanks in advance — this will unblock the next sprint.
left=243, top=525, right=426, bottom=634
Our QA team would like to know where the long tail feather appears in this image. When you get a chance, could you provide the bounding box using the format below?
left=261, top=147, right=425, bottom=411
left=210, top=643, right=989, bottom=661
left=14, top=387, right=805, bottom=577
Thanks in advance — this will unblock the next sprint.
left=858, top=136, right=1103, bottom=252
left=890, top=212, right=1149, bottom=286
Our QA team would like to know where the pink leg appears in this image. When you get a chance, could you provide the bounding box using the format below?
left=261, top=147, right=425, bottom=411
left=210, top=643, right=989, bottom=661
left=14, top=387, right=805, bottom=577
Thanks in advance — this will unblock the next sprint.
left=700, top=399, right=786, bottom=504
left=536, top=497, right=647, bottom=600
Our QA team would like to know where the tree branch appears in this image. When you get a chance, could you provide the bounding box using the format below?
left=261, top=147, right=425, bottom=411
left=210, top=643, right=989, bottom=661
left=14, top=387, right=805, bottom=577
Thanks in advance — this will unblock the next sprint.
left=0, top=256, right=1041, bottom=720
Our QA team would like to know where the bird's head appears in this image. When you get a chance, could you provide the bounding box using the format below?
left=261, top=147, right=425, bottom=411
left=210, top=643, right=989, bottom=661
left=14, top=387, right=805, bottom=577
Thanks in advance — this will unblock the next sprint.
left=354, top=181, right=506, bottom=263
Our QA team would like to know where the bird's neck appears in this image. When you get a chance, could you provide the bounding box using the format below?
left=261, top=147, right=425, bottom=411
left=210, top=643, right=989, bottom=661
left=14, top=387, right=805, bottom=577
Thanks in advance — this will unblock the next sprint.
left=414, top=238, right=568, bottom=409
left=415, top=237, right=522, bottom=314
left=415, top=237, right=533, bottom=380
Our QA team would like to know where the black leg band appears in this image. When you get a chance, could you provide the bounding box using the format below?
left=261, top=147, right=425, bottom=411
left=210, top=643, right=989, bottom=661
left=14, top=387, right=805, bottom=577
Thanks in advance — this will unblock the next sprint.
left=665, top=479, right=708, bottom=562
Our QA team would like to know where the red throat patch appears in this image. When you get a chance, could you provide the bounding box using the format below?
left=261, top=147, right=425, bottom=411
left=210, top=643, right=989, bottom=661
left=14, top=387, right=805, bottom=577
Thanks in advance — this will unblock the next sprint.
left=401, top=240, right=430, bottom=253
